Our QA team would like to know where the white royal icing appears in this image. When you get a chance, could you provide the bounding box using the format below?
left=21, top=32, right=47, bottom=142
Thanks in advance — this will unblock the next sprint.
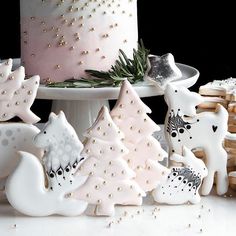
left=164, top=84, right=229, bottom=195
left=76, top=106, right=145, bottom=216
left=0, top=59, right=40, bottom=124
left=153, top=146, right=208, bottom=205
left=5, top=111, right=88, bottom=216
left=110, top=80, right=169, bottom=193
left=0, top=123, right=43, bottom=190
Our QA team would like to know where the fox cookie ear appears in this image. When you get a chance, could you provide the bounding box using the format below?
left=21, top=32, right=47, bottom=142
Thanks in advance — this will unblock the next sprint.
left=58, top=111, right=66, bottom=121
left=49, top=112, right=57, bottom=121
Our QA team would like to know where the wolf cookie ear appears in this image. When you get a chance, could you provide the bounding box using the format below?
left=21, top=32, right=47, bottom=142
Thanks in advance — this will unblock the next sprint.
left=58, top=111, right=66, bottom=121
left=49, top=112, right=57, bottom=121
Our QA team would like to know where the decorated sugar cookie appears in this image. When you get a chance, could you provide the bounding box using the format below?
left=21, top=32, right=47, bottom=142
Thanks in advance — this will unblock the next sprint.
left=0, top=59, right=40, bottom=124
left=0, top=123, right=43, bottom=195
left=164, top=84, right=229, bottom=195
left=110, top=80, right=169, bottom=193
left=6, top=111, right=88, bottom=216
left=0, top=60, right=24, bottom=101
left=153, top=147, right=208, bottom=205
left=229, top=171, right=236, bottom=190
left=76, top=106, right=145, bottom=216
left=199, top=78, right=236, bottom=97
left=144, top=53, right=182, bottom=90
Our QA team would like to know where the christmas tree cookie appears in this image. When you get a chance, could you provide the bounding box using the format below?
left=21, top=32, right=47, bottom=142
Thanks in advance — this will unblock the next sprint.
left=76, top=106, right=145, bottom=216
left=0, top=58, right=40, bottom=124
left=110, top=80, right=169, bottom=193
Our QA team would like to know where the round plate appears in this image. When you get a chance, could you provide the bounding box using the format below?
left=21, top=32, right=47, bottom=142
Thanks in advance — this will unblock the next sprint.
left=36, top=63, right=199, bottom=101
left=8, top=59, right=199, bottom=101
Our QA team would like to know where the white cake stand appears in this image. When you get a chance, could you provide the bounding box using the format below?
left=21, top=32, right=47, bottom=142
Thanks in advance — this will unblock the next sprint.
left=36, top=63, right=199, bottom=139
left=10, top=59, right=199, bottom=139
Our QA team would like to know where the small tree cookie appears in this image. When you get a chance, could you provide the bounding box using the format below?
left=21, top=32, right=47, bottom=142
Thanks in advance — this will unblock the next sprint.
left=110, top=80, right=169, bottom=192
left=76, top=106, right=145, bottom=216
left=0, top=59, right=40, bottom=124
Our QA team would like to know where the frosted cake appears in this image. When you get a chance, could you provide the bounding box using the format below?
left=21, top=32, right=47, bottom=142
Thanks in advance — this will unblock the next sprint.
left=20, top=0, right=138, bottom=83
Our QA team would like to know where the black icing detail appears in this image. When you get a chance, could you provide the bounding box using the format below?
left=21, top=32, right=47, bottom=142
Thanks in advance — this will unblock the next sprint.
left=167, top=110, right=193, bottom=139
left=65, top=164, right=71, bottom=172
left=57, top=167, right=63, bottom=176
left=72, top=160, right=78, bottom=168
left=212, top=125, right=218, bottom=132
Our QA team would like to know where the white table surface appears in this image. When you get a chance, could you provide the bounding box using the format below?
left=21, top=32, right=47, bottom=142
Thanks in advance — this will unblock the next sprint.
left=0, top=192, right=236, bottom=236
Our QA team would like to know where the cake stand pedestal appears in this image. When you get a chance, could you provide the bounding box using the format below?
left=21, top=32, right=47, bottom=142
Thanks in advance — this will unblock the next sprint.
left=36, top=63, right=199, bottom=140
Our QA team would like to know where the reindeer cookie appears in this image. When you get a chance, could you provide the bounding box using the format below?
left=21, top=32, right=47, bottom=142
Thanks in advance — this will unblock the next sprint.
left=164, top=84, right=229, bottom=196
left=0, top=59, right=40, bottom=124
left=153, top=147, right=208, bottom=204
left=6, top=111, right=88, bottom=216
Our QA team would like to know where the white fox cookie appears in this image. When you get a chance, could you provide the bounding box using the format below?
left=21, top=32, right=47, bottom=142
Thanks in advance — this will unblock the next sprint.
left=6, top=111, right=88, bottom=216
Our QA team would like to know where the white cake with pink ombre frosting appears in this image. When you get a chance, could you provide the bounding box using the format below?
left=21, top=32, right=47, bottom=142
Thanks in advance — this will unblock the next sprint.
left=20, top=0, right=138, bottom=83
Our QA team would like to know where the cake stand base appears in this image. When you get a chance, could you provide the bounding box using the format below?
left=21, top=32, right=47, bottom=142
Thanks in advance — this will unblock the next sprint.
left=51, top=100, right=109, bottom=140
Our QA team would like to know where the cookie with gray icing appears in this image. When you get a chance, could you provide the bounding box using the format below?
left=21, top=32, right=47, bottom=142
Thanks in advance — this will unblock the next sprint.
left=145, top=53, right=182, bottom=89
left=153, top=146, right=208, bottom=205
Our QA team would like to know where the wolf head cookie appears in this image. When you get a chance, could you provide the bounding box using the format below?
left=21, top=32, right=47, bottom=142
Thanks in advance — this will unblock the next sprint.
left=6, top=111, right=88, bottom=216
left=153, top=147, right=208, bottom=205
left=164, top=84, right=229, bottom=196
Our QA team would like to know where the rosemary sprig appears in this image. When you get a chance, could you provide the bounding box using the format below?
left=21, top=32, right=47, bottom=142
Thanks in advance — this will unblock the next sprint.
left=47, top=41, right=149, bottom=88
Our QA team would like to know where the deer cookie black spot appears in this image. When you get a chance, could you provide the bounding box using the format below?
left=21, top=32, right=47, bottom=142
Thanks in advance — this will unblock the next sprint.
left=171, top=132, right=177, bottom=137
left=186, top=125, right=191, bottom=129
left=212, top=125, right=218, bottom=132
left=178, top=139, right=181, bottom=142
left=179, top=128, right=184, bottom=134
